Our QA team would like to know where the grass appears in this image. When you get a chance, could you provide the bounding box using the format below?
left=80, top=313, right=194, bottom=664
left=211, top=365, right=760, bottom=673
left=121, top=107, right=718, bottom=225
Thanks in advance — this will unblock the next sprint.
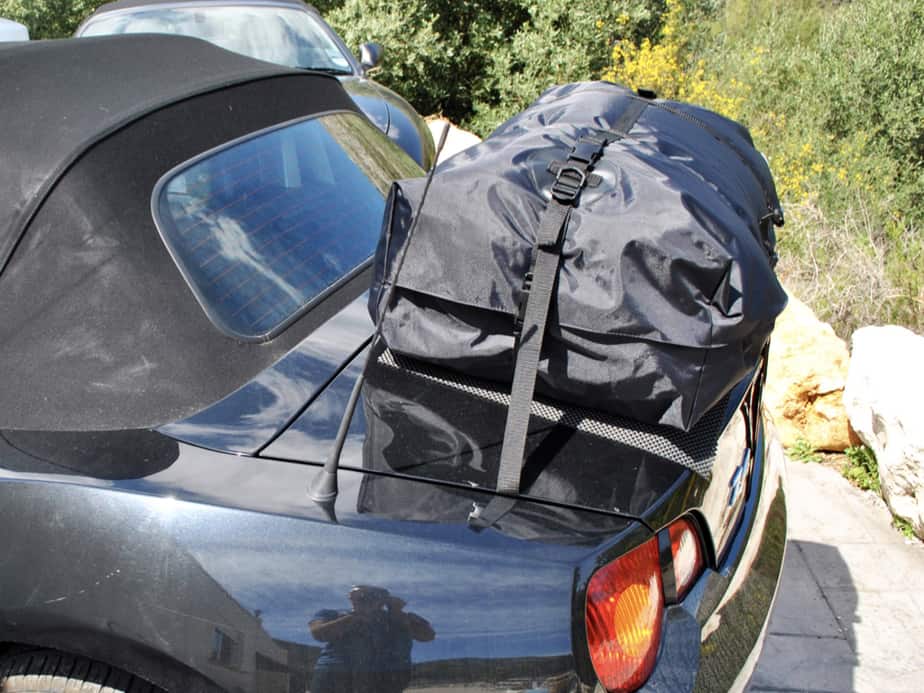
left=788, top=438, right=822, bottom=464
left=673, top=0, right=924, bottom=338
left=776, top=199, right=924, bottom=339
left=842, top=445, right=881, bottom=494
left=892, top=515, right=916, bottom=540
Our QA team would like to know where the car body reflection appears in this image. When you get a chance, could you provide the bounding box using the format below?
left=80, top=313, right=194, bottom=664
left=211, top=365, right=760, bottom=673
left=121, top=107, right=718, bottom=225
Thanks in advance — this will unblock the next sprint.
left=310, top=585, right=434, bottom=693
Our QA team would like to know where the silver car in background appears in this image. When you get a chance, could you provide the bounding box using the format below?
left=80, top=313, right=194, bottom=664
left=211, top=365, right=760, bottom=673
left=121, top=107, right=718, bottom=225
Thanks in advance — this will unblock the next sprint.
left=0, top=17, right=28, bottom=41
left=76, top=0, right=435, bottom=168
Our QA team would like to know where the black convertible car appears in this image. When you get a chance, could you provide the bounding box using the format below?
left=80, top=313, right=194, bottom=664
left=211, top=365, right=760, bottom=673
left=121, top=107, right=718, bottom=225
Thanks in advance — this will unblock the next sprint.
left=75, top=0, right=436, bottom=169
left=0, top=36, right=785, bottom=693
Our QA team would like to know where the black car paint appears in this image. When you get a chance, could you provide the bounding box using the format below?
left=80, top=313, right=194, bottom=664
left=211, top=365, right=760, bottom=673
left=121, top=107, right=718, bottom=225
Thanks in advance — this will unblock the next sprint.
left=157, top=275, right=754, bottom=563
left=156, top=289, right=374, bottom=455
left=338, top=77, right=434, bottom=172
left=0, top=419, right=784, bottom=693
left=0, top=275, right=786, bottom=691
left=0, top=429, right=643, bottom=693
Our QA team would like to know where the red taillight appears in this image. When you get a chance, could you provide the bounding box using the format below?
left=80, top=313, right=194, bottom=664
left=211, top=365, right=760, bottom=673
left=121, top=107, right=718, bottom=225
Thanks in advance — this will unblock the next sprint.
left=668, top=517, right=704, bottom=600
left=585, top=537, right=663, bottom=692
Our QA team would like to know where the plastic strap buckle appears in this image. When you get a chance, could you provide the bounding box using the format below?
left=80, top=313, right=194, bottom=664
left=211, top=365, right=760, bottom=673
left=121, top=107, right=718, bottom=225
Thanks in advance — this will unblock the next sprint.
left=549, top=136, right=607, bottom=204
left=551, top=165, right=587, bottom=203
left=548, top=161, right=602, bottom=188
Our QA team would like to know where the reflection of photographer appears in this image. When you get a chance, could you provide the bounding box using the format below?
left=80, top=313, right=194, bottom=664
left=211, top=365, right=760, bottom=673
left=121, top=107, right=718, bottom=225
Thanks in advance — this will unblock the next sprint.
left=309, top=586, right=434, bottom=693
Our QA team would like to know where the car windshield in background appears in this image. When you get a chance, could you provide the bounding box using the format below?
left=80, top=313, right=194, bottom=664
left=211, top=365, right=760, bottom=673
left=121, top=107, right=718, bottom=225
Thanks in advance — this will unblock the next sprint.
left=154, top=112, right=422, bottom=340
left=80, top=5, right=353, bottom=73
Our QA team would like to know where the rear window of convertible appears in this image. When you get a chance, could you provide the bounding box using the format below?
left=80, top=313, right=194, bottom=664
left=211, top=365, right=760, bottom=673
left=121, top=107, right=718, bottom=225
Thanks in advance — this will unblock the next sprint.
left=154, top=111, right=422, bottom=340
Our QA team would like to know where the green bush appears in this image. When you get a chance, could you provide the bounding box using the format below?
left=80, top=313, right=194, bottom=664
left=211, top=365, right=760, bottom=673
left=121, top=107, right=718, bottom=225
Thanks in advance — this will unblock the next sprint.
left=841, top=446, right=916, bottom=539
left=468, top=0, right=667, bottom=134
left=328, top=0, right=529, bottom=126
left=693, top=0, right=924, bottom=336
left=820, top=0, right=924, bottom=220
left=328, top=0, right=668, bottom=135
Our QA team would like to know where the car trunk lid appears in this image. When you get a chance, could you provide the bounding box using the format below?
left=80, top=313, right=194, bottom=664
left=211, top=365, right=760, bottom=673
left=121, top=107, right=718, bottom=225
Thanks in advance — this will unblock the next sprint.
left=261, top=341, right=742, bottom=522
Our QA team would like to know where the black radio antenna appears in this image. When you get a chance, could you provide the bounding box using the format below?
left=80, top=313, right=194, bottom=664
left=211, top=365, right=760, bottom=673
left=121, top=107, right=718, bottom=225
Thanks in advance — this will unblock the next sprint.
left=308, top=123, right=451, bottom=518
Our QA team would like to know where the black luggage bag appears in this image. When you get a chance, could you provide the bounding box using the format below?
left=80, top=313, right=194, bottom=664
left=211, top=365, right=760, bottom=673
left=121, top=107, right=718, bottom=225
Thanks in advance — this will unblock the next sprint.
left=368, top=81, right=786, bottom=514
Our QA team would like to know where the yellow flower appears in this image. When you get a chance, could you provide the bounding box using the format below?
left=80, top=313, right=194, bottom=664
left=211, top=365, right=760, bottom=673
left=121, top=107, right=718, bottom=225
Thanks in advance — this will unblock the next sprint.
left=600, top=0, right=744, bottom=120
left=596, top=19, right=604, bottom=29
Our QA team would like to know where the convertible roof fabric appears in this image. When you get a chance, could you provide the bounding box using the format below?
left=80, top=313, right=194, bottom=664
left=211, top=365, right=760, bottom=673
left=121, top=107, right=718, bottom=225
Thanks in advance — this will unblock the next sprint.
left=0, top=36, right=364, bottom=430
left=0, top=34, right=292, bottom=273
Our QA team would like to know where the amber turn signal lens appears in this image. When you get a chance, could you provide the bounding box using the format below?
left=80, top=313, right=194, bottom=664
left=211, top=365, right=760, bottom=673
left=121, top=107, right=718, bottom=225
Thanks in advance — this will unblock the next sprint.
left=585, top=537, right=663, bottom=692
left=668, top=517, right=704, bottom=600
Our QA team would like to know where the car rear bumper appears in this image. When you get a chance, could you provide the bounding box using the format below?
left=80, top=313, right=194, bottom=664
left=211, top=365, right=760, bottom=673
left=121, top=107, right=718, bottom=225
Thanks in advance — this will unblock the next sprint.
left=639, top=418, right=787, bottom=692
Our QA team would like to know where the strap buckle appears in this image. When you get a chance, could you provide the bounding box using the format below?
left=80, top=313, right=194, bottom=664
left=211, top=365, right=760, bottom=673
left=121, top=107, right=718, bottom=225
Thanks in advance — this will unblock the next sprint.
left=468, top=497, right=518, bottom=532
left=552, top=165, right=587, bottom=204
left=548, top=161, right=603, bottom=188
left=550, top=136, right=608, bottom=204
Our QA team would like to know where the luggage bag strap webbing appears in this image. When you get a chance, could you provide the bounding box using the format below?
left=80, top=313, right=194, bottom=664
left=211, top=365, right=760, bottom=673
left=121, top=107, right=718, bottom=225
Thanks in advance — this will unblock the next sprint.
left=469, top=99, right=648, bottom=530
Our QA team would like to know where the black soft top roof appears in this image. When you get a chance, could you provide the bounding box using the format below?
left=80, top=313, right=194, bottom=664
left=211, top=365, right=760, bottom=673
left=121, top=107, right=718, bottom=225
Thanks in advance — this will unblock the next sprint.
left=0, top=35, right=365, bottom=431
left=0, top=34, right=295, bottom=273
left=86, top=0, right=318, bottom=20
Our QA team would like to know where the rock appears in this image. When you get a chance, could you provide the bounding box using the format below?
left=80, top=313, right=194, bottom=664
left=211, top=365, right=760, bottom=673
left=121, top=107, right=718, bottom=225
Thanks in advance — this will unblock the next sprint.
left=844, top=326, right=924, bottom=539
left=426, top=118, right=481, bottom=164
left=764, top=293, right=856, bottom=451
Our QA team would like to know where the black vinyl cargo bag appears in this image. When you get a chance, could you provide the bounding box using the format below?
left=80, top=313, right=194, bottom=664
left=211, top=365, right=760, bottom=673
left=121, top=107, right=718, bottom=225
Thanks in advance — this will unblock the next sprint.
left=369, top=82, right=786, bottom=515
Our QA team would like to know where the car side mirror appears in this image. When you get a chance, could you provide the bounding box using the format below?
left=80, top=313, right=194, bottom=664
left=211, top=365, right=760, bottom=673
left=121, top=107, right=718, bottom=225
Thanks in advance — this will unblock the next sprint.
left=359, top=42, right=383, bottom=71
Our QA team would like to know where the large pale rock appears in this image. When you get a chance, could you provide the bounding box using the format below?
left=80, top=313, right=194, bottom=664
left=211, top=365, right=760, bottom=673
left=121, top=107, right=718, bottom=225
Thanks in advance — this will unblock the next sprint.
left=426, top=118, right=481, bottom=164
left=844, top=326, right=924, bottom=538
left=764, top=293, right=855, bottom=451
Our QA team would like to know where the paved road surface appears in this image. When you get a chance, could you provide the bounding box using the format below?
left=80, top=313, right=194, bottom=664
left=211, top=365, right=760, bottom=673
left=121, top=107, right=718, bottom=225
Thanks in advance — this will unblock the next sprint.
left=748, top=458, right=924, bottom=692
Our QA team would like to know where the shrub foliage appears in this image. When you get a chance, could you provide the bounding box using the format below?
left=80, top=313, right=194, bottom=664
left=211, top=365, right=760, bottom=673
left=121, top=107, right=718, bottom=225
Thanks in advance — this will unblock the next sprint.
left=714, top=0, right=924, bottom=335
left=327, top=0, right=667, bottom=134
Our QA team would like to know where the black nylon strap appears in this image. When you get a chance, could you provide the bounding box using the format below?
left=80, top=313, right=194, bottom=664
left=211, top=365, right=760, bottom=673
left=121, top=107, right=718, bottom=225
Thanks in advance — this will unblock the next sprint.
left=467, top=206, right=570, bottom=531
left=609, top=97, right=650, bottom=140
left=468, top=101, right=649, bottom=531
left=496, top=201, right=571, bottom=494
